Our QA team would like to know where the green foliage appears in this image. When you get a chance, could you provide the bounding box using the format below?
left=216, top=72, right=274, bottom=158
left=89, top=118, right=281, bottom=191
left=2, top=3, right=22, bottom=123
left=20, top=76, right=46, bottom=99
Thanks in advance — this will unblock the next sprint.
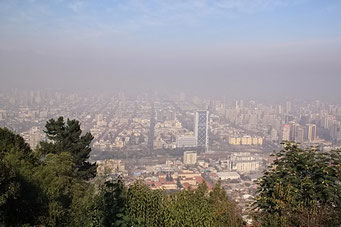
left=254, top=142, right=341, bottom=227
left=34, top=152, right=76, bottom=226
left=0, top=126, right=100, bottom=226
left=127, top=181, right=168, bottom=226
left=89, top=177, right=131, bottom=227
left=0, top=126, right=243, bottom=227
left=167, top=184, right=214, bottom=227
left=0, top=130, right=45, bottom=226
left=0, top=128, right=31, bottom=158
left=209, top=181, right=244, bottom=227
left=165, top=182, right=244, bottom=227
left=40, top=116, right=96, bottom=180
left=0, top=159, right=20, bottom=224
left=69, top=181, right=96, bottom=226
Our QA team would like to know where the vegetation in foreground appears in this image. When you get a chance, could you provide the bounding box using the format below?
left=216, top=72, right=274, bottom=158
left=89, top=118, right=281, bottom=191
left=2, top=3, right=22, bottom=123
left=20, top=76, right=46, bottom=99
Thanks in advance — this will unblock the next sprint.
left=0, top=117, right=243, bottom=227
left=2, top=117, right=341, bottom=226
left=253, top=142, right=341, bottom=227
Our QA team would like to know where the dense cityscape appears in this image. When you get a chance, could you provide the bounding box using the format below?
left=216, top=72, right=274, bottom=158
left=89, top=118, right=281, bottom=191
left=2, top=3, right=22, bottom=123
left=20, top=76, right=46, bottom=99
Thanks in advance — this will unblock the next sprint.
left=1, top=0, right=341, bottom=226
left=1, top=89, right=341, bottom=222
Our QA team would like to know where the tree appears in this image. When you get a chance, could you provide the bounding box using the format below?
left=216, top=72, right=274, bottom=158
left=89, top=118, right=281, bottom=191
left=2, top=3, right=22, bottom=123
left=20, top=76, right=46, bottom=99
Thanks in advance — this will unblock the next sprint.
left=0, top=159, right=21, bottom=225
left=0, top=127, right=31, bottom=157
left=0, top=127, right=99, bottom=226
left=254, top=142, right=341, bottom=227
left=0, top=127, right=245, bottom=226
left=167, top=183, right=215, bottom=227
left=93, top=178, right=131, bottom=227
left=127, top=181, right=168, bottom=227
left=124, top=180, right=244, bottom=227
left=33, top=152, right=77, bottom=226
left=0, top=128, right=46, bottom=226
left=40, top=117, right=96, bottom=180
left=69, top=180, right=96, bottom=226
left=209, top=181, right=244, bottom=227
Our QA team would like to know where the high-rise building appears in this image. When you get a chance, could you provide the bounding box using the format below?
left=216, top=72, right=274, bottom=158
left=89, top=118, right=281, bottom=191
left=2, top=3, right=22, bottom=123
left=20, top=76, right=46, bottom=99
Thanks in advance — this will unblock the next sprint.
left=282, top=124, right=291, bottom=141
left=322, top=116, right=333, bottom=129
left=286, top=101, right=292, bottom=114
left=183, top=151, right=197, bottom=165
left=330, top=121, right=341, bottom=142
left=156, top=110, right=163, bottom=122
left=306, top=124, right=317, bottom=142
left=277, top=105, right=283, bottom=115
left=295, top=126, right=305, bottom=143
left=235, top=100, right=244, bottom=110
left=194, top=110, right=209, bottom=148
left=270, top=128, right=279, bottom=141
left=290, top=122, right=300, bottom=141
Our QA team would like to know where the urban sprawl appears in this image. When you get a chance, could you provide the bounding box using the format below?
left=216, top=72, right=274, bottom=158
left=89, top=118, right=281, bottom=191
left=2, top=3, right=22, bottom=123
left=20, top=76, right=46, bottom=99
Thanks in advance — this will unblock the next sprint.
left=1, top=90, right=340, bottom=216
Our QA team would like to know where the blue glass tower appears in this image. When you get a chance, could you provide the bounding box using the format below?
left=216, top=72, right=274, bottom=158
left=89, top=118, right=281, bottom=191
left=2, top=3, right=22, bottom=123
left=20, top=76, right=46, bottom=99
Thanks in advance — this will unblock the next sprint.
left=194, top=110, right=209, bottom=149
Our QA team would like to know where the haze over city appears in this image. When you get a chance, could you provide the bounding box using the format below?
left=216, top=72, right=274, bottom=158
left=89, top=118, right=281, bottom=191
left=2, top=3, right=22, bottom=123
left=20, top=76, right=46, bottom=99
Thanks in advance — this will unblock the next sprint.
left=1, top=0, right=341, bottom=99
left=1, top=1, right=341, bottom=226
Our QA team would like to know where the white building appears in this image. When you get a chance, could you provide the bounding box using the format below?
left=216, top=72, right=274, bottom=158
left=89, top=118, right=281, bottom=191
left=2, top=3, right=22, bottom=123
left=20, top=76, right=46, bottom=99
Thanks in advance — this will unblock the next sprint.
left=216, top=171, right=240, bottom=180
left=306, top=124, right=317, bottom=142
left=183, top=151, right=197, bottom=165
left=176, top=135, right=197, bottom=148
left=233, top=160, right=259, bottom=173
left=282, top=124, right=291, bottom=141
left=21, top=126, right=45, bottom=149
left=230, top=153, right=261, bottom=173
left=96, top=159, right=125, bottom=176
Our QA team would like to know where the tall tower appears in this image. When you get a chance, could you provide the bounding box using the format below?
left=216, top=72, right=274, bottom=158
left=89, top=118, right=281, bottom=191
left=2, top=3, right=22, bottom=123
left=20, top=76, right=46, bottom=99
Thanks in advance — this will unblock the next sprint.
left=286, top=101, right=292, bottom=114
left=290, top=122, right=299, bottom=141
left=306, top=124, right=317, bottom=142
left=282, top=124, right=291, bottom=141
left=295, top=126, right=305, bottom=143
left=194, top=110, right=209, bottom=149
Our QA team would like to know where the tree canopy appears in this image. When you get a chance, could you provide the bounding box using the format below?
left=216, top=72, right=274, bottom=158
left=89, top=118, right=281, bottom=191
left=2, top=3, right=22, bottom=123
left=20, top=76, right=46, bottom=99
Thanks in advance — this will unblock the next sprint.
left=0, top=127, right=31, bottom=157
left=0, top=125, right=243, bottom=227
left=254, top=142, right=341, bottom=227
left=40, top=116, right=96, bottom=180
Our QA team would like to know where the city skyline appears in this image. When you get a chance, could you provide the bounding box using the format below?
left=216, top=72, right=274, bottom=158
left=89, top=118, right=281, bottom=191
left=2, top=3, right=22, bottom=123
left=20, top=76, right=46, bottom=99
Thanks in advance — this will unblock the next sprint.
left=1, top=1, right=341, bottom=225
left=1, top=86, right=341, bottom=224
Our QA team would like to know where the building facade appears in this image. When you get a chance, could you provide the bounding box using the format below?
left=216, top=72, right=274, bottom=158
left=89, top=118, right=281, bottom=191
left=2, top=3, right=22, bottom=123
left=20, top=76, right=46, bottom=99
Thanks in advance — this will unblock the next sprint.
left=282, top=124, right=291, bottom=141
left=176, top=135, right=197, bottom=148
left=194, top=110, right=209, bottom=148
left=306, top=124, right=317, bottom=142
left=183, top=151, right=197, bottom=165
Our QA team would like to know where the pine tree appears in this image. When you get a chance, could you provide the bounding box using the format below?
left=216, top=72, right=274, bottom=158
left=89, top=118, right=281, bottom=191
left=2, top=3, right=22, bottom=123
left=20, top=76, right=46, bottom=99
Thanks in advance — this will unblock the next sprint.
left=40, top=117, right=96, bottom=180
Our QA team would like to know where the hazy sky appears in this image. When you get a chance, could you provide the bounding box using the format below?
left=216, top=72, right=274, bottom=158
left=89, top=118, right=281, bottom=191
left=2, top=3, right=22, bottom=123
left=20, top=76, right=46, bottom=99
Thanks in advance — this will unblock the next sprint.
left=0, top=0, right=341, bottom=98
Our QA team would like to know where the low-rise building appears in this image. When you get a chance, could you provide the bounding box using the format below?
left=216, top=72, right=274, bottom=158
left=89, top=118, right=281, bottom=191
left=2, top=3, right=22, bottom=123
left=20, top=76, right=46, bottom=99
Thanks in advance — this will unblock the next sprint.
left=97, top=159, right=125, bottom=176
left=216, top=171, right=241, bottom=180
